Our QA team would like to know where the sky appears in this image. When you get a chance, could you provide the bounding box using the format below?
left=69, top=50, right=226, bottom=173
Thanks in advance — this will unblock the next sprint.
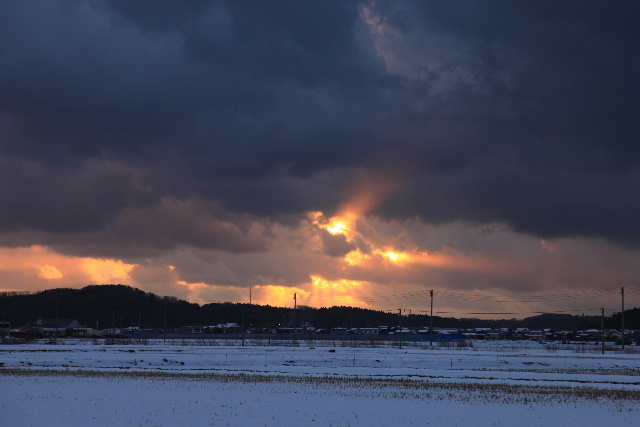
left=1, top=1, right=639, bottom=319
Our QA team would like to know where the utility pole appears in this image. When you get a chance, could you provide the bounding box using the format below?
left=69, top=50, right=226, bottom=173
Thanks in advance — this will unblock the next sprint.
left=268, top=311, right=272, bottom=346
left=398, top=309, right=403, bottom=349
left=249, top=286, right=252, bottom=305
left=621, top=286, right=625, bottom=351
left=430, top=290, right=434, bottom=346
left=293, top=293, right=297, bottom=344
left=396, top=309, right=411, bottom=349
left=601, top=308, right=605, bottom=355
left=241, top=310, right=245, bottom=347
left=54, top=297, right=59, bottom=342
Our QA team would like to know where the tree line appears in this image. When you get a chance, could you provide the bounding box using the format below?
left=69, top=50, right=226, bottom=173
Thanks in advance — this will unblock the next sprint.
left=0, top=284, right=627, bottom=332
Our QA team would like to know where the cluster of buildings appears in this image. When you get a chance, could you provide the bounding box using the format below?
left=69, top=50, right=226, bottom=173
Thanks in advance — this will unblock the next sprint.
left=295, top=326, right=635, bottom=344
left=1, top=318, right=636, bottom=345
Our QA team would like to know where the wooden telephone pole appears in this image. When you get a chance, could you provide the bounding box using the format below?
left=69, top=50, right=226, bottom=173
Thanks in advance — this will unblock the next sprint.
left=621, top=287, right=625, bottom=351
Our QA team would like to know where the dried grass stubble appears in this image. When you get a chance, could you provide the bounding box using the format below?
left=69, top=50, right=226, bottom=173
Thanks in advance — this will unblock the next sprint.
left=2, top=368, right=638, bottom=406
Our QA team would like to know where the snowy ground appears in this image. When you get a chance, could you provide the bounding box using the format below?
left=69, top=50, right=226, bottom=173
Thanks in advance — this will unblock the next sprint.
left=2, top=339, right=639, bottom=426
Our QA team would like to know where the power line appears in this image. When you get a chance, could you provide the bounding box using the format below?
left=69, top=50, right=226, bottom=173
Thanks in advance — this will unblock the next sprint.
left=434, top=308, right=617, bottom=316
left=354, top=288, right=621, bottom=305
left=246, top=286, right=634, bottom=316
left=354, top=288, right=622, bottom=305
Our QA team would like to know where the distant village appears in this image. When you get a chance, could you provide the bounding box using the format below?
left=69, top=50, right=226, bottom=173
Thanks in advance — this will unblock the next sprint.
left=1, top=286, right=637, bottom=346
left=1, top=317, right=636, bottom=346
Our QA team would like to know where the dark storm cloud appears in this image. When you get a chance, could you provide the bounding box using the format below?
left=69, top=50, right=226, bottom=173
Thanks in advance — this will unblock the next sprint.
left=368, top=1, right=640, bottom=245
left=1, top=0, right=639, bottom=252
left=320, top=229, right=356, bottom=258
left=0, top=156, right=152, bottom=234
left=0, top=198, right=272, bottom=262
left=0, top=0, right=391, bottom=184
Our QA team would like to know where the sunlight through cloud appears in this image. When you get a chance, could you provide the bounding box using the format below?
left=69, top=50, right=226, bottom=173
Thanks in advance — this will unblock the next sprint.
left=38, top=264, right=64, bottom=280
left=81, top=258, right=136, bottom=283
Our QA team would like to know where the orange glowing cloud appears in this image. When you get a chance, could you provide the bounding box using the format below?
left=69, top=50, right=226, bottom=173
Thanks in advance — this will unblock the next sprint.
left=307, top=275, right=371, bottom=307
left=343, top=248, right=416, bottom=266
left=344, top=250, right=366, bottom=266
left=311, top=170, right=403, bottom=241
left=311, top=211, right=358, bottom=241
left=345, top=246, right=504, bottom=274
left=338, top=170, right=402, bottom=220
left=38, top=264, right=65, bottom=280
left=326, top=219, right=350, bottom=236
left=176, top=280, right=209, bottom=290
left=0, top=245, right=138, bottom=293
left=173, top=280, right=217, bottom=305
left=306, top=171, right=426, bottom=300
left=80, top=258, right=136, bottom=283
left=252, top=284, right=310, bottom=307
left=313, top=210, right=421, bottom=269
left=311, top=199, right=524, bottom=308
left=311, top=275, right=362, bottom=293
left=378, top=250, right=411, bottom=263
left=246, top=276, right=373, bottom=309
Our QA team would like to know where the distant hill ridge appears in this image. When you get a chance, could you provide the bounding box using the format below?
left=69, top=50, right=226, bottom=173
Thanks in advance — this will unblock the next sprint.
left=0, top=284, right=630, bottom=331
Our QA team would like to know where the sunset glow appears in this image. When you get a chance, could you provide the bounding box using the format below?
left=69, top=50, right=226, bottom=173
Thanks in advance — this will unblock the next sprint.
left=253, top=285, right=310, bottom=307
left=344, top=250, right=367, bottom=266
left=343, top=248, right=416, bottom=266
left=326, top=220, right=349, bottom=236
left=1, top=2, right=639, bottom=322
left=379, top=250, right=411, bottom=263
left=1, top=217, right=621, bottom=319
left=244, top=276, right=372, bottom=309
left=81, top=258, right=136, bottom=283
left=308, top=275, right=369, bottom=307
left=311, top=275, right=362, bottom=293
left=0, top=246, right=139, bottom=294
left=176, top=280, right=208, bottom=291
left=38, top=264, right=64, bottom=280
left=312, top=211, right=357, bottom=240
left=313, top=207, right=426, bottom=270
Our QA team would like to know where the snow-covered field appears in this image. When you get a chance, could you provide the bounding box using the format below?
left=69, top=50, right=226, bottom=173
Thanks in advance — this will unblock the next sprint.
left=2, top=339, right=639, bottom=426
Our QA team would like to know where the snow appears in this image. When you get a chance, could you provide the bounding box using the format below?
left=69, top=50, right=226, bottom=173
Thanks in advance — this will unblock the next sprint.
left=1, top=339, right=639, bottom=426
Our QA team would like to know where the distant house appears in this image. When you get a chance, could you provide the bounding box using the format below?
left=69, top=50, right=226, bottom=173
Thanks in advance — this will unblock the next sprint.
left=430, top=328, right=460, bottom=335
left=528, top=330, right=547, bottom=341
left=36, top=318, right=82, bottom=329
left=350, top=328, right=379, bottom=335
left=73, top=327, right=103, bottom=337
left=209, top=323, right=241, bottom=333
left=512, top=328, right=529, bottom=340
left=177, top=325, right=204, bottom=334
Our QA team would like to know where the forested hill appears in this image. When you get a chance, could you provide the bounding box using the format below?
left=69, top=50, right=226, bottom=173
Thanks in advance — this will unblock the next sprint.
left=0, top=285, right=616, bottom=331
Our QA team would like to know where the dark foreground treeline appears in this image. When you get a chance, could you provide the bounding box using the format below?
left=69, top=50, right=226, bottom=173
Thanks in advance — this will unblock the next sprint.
left=0, top=284, right=633, bottom=331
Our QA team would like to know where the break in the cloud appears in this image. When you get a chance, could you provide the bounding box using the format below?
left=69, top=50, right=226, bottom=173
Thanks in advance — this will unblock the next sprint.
left=0, top=1, right=639, bottom=317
